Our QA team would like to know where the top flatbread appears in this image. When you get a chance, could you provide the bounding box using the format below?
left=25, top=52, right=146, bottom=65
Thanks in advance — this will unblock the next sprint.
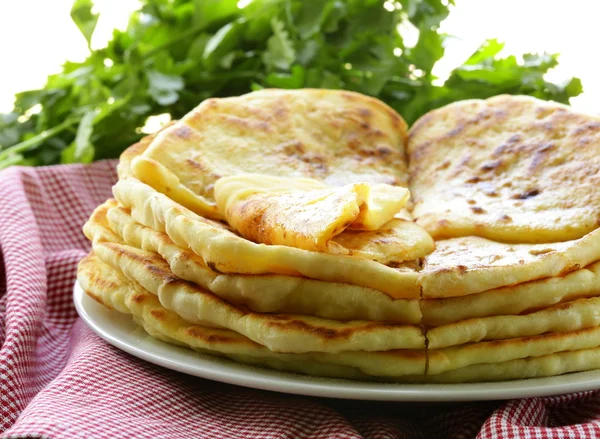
left=214, top=174, right=410, bottom=234
left=408, top=95, right=600, bottom=243
left=213, top=174, right=432, bottom=262
left=129, top=88, right=409, bottom=220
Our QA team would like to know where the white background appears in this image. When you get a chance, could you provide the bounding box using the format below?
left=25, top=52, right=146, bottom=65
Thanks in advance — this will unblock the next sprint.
left=0, top=0, right=598, bottom=114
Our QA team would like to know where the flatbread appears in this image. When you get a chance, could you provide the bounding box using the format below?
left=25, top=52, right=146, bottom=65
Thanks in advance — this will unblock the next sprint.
left=78, top=252, right=600, bottom=383
left=330, top=217, right=434, bottom=264
left=215, top=180, right=372, bottom=253
left=428, top=325, right=600, bottom=375
left=78, top=253, right=427, bottom=378
left=84, top=200, right=421, bottom=323
left=408, top=95, right=600, bottom=243
left=428, top=297, right=600, bottom=349
left=117, top=122, right=176, bottom=179
left=413, top=348, right=600, bottom=383
left=112, top=178, right=421, bottom=299
left=214, top=174, right=411, bottom=232
left=213, top=175, right=431, bottom=262
left=91, top=240, right=425, bottom=353
left=420, top=230, right=600, bottom=298
left=422, top=259, right=600, bottom=326
left=130, top=88, right=409, bottom=221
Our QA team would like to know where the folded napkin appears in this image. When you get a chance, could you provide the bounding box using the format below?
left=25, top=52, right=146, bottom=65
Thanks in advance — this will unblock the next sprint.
left=0, top=161, right=599, bottom=439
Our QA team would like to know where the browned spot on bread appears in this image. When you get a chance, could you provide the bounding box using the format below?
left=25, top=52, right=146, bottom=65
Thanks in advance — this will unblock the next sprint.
left=174, top=125, right=192, bottom=139
left=185, top=158, right=205, bottom=171
left=131, top=293, right=146, bottom=304
left=528, top=143, right=555, bottom=175
left=498, top=214, right=513, bottom=223
left=480, top=160, right=502, bottom=172
left=507, top=134, right=521, bottom=142
left=185, top=327, right=247, bottom=345
left=438, top=160, right=451, bottom=170
left=105, top=243, right=189, bottom=288
left=572, top=121, right=600, bottom=135
left=86, top=271, right=119, bottom=291
left=376, top=146, right=393, bottom=156
left=528, top=248, right=554, bottom=256
left=512, top=189, right=540, bottom=200
left=358, top=108, right=372, bottom=117
left=282, top=140, right=305, bottom=155
left=150, top=309, right=166, bottom=320
left=560, top=264, right=581, bottom=276
left=255, top=314, right=413, bottom=342
left=470, top=206, right=486, bottom=214
left=206, top=261, right=222, bottom=274
left=491, top=134, right=521, bottom=158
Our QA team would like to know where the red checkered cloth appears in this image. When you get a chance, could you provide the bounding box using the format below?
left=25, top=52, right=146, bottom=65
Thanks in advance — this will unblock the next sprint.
left=1, top=161, right=600, bottom=439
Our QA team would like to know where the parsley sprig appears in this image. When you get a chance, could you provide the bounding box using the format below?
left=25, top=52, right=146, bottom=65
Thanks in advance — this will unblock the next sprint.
left=0, top=0, right=582, bottom=169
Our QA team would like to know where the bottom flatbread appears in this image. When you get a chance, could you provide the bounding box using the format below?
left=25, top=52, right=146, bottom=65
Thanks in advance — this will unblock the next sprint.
left=417, top=348, right=600, bottom=383
left=429, top=324, right=600, bottom=375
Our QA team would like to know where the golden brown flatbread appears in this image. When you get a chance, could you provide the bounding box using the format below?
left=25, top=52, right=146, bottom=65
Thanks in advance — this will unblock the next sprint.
left=429, top=325, right=600, bottom=375
left=408, top=95, right=600, bottom=243
left=420, top=229, right=600, bottom=298
left=112, top=178, right=421, bottom=299
left=422, top=259, right=600, bottom=325
left=84, top=200, right=422, bottom=323
left=91, top=240, right=425, bottom=354
left=130, top=88, right=410, bottom=220
left=428, top=297, right=600, bottom=349
left=78, top=252, right=427, bottom=378
left=213, top=174, right=432, bottom=262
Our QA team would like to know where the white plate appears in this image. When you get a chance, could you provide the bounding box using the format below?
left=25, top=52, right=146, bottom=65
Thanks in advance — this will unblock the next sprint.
left=74, top=281, right=600, bottom=401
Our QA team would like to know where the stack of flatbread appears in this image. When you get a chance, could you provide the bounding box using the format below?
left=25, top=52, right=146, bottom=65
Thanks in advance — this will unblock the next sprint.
left=78, top=90, right=600, bottom=382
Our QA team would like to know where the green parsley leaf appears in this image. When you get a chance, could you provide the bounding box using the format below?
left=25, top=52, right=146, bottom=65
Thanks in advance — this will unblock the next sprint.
left=263, top=18, right=296, bottom=71
left=70, top=0, right=99, bottom=49
left=0, top=0, right=584, bottom=168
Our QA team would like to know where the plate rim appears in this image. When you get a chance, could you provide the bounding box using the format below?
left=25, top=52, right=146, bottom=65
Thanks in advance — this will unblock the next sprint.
left=73, top=281, right=600, bottom=401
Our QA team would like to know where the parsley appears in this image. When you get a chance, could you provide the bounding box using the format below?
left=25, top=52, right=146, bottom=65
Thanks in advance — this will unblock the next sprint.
left=0, top=0, right=583, bottom=169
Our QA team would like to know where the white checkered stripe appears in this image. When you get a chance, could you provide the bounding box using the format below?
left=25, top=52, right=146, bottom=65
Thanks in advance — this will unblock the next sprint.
left=0, top=160, right=599, bottom=438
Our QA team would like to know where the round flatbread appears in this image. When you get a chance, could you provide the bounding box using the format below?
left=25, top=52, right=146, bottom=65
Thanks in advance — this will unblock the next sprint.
left=408, top=95, right=600, bottom=243
left=129, top=88, right=410, bottom=220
